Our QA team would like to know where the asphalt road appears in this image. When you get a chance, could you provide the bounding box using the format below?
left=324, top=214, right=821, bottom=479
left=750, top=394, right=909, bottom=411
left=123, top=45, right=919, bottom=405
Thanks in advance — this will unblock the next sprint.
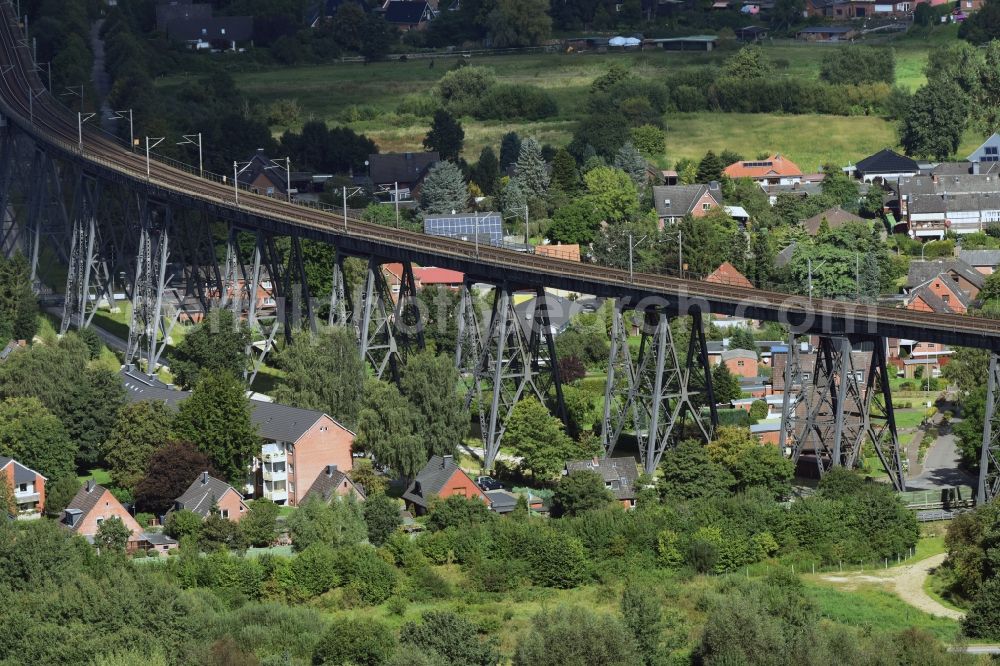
left=906, top=418, right=976, bottom=491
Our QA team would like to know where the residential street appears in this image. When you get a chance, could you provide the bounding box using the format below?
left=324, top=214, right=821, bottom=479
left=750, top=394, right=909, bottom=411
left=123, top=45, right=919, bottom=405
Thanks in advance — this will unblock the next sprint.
left=906, top=417, right=976, bottom=491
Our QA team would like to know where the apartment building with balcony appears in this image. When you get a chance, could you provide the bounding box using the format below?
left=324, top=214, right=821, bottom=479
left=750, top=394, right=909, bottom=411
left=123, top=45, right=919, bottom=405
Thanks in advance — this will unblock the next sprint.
left=250, top=400, right=355, bottom=506
left=0, top=456, right=45, bottom=516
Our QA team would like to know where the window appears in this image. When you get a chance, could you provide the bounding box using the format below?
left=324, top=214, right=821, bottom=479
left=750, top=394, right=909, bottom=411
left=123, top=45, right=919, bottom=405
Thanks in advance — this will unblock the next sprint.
left=702, top=203, right=711, bottom=211
left=262, top=281, right=272, bottom=290
left=18, top=483, right=26, bottom=492
left=942, top=294, right=950, bottom=303
left=221, top=509, right=229, bottom=519
left=663, top=199, right=671, bottom=207
left=201, top=28, right=207, bottom=36
left=320, top=425, right=328, bottom=432
left=221, top=27, right=226, bottom=35
left=96, top=518, right=104, bottom=526
left=737, top=360, right=745, bottom=367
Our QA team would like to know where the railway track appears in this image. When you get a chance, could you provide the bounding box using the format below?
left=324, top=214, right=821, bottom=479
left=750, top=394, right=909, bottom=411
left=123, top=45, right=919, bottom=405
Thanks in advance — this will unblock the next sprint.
left=1, top=3, right=999, bottom=347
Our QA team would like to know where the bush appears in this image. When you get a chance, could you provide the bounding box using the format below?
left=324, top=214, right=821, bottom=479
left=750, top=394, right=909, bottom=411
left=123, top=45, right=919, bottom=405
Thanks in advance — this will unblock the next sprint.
left=399, top=611, right=500, bottom=666
left=513, top=605, right=641, bottom=666
left=289, top=544, right=340, bottom=598
left=397, top=93, right=440, bottom=117
left=340, top=547, right=399, bottom=605
left=467, top=556, right=530, bottom=593
left=312, top=617, right=396, bottom=666
left=474, top=84, right=558, bottom=121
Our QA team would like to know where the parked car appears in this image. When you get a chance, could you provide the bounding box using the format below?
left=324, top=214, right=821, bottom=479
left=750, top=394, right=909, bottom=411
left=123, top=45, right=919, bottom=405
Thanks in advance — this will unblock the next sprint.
left=477, top=476, right=503, bottom=491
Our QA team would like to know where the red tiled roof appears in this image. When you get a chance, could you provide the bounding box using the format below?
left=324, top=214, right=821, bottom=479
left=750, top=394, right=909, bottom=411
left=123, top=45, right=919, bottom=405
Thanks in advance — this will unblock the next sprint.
left=414, top=267, right=464, bottom=285
left=706, top=261, right=754, bottom=288
left=723, top=154, right=803, bottom=180
left=535, top=244, right=581, bottom=262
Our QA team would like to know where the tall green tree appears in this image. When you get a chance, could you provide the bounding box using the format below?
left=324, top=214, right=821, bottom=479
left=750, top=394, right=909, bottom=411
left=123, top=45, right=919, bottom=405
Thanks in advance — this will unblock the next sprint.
left=471, top=146, right=500, bottom=195
left=240, top=499, right=279, bottom=547
left=419, top=160, right=468, bottom=214
left=0, top=397, right=76, bottom=480
left=899, top=81, right=968, bottom=161
left=423, top=109, right=464, bottom=161
left=0, top=253, right=38, bottom=343
left=399, top=350, right=467, bottom=459
left=172, top=371, right=259, bottom=484
left=355, top=379, right=425, bottom=478
left=696, top=151, right=725, bottom=183
left=819, top=45, right=895, bottom=85
left=547, top=199, right=603, bottom=245
left=168, top=309, right=251, bottom=390
left=711, top=363, right=743, bottom=405
left=613, top=142, right=647, bottom=189
left=69, top=367, right=126, bottom=468
left=103, top=400, right=175, bottom=492
left=513, top=137, right=550, bottom=200
left=550, top=147, right=580, bottom=192
left=583, top=166, right=639, bottom=223
left=504, top=398, right=580, bottom=479
left=488, top=0, right=552, bottom=47
left=727, top=327, right=758, bottom=355
left=620, top=585, right=664, bottom=665
left=657, top=439, right=735, bottom=501
left=272, top=326, right=367, bottom=429
left=500, top=131, right=522, bottom=169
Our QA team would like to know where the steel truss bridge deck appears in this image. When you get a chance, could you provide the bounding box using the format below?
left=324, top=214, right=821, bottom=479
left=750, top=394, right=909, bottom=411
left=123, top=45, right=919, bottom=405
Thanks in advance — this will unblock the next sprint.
left=5, top=1, right=1000, bottom=500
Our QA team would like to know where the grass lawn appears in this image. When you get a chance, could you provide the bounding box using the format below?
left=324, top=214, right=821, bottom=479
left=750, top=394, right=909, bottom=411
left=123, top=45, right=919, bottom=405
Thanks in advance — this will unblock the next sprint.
left=893, top=409, right=926, bottom=430
left=77, top=467, right=111, bottom=485
left=177, top=29, right=957, bottom=170
left=804, top=582, right=961, bottom=643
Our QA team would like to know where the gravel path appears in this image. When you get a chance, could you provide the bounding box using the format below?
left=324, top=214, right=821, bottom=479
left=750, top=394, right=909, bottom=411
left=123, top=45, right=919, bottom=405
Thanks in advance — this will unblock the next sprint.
left=819, top=552, right=964, bottom=621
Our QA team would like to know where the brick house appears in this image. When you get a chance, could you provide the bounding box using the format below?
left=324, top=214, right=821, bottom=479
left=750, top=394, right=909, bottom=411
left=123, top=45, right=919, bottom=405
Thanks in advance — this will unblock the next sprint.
left=301, top=464, right=366, bottom=503
left=652, top=183, right=722, bottom=227
left=0, top=456, right=45, bottom=516
left=959, top=249, right=1000, bottom=275
left=237, top=149, right=288, bottom=197
left=62, top=480, right=146, bottom=551
left=894, top=174, right=1000, bottom=237
left=721, top=349, right=759, bottom=378
left=564, top=457, right=640, bottom=509
left=723, top=154, right=802, bottom=187
left=250, top=402, right=356, bottom=506
left=119, top=369, right=356, bottom=507
left=171, top=471, right=250, bottom=522
left=905, top=276, right=972, bottom=314
left=904, top=259, right=983, bottom=300
left=402, top=455, right=490, bottom=515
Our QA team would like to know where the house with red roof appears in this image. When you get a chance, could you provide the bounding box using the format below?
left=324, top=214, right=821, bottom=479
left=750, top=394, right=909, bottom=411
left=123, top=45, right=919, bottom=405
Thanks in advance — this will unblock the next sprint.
left=706, top=261, right=753, bottom=288
left=723, top=154, right=803, bottom=188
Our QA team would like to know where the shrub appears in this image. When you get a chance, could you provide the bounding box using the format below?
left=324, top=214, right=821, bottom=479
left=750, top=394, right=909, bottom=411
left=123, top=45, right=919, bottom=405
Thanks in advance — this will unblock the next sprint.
left=400, top=611, right=500, bottom=666
left=467, top=556, right=529, bottom=593
left=341, top=547, right=399, bottom=605
left=289, top=544, right=340, bottom=598
left=474, top=84, right=558, bottom=121
left=513, top=605, right=641, bottom=666
left=312, top=617, right=396, bottom=666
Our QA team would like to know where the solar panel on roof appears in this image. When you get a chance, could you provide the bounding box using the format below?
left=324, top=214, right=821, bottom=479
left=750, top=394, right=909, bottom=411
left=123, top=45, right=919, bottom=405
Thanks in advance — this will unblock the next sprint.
left=424, top=213, right=503, bottom=246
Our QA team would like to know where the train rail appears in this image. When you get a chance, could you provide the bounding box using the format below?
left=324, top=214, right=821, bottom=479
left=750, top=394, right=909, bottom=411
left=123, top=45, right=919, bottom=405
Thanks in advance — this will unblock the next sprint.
left=2, top=3, right=1000, bottom=348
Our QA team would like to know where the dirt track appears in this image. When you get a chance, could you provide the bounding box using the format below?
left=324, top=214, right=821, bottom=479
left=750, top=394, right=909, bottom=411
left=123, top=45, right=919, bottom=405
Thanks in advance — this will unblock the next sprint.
left=818, top=553, right=963, bottom=620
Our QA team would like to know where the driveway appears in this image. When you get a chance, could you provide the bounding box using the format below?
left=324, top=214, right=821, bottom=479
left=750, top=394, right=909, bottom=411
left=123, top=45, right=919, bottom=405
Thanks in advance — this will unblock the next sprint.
left=906, top=418, right=976, bottom=491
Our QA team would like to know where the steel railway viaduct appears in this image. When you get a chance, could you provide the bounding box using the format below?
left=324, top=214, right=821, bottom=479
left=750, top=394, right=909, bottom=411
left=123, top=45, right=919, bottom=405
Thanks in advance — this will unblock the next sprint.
left=4, top=3, right=1000, bottom=501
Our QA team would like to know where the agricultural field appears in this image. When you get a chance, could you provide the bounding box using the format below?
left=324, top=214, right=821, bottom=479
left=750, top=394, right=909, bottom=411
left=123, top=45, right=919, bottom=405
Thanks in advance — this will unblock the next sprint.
left=161, top=24, right=971, bottom=170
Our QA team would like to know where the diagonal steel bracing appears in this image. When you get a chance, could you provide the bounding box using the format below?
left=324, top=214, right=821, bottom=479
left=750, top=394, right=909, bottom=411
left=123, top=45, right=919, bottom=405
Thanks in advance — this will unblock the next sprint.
left=604, top=306, right=714, bottom=475
left=979, top=355, right=1000, bottom=504
left=60, top=171, right=111, bottom=332
left=358, top=257, right=400, bottom=381
left=783, top=335, right=904, bottom=490
left=461, top=283, right=565, bottom=472
left=125, top=197, right=172, bottom=376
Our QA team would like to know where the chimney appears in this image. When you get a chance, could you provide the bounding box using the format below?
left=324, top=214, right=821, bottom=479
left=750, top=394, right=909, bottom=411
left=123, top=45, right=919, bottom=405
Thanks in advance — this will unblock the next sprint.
left=201, top=471, right=209, bottom=485
left=932, top=174, right=938, bottom=184
left=709, top=180, right=719, bottom=191
left=85, top=479, right=95, bottom=493
left=442, top=455, right=454, bottom=467
left=591, top=456, right=600, bottom=467
left=326, top=464, right=337, bottom=477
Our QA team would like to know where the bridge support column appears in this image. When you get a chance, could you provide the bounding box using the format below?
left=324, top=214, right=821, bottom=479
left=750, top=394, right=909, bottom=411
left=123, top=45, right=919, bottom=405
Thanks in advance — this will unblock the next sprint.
left=327, top=251, right=351, bottom=328
left=60, top=173, right=109, bottom=333
left=783, top=335, right=904, bottom=490
left=126, top=199, right=172, bottom=377
left=604, top=306, right=714, bottom=475
left=393, top=260, right=424, bottom=358
left=358, top=256, right=400, bottom=381
left=461, top=283, right=563, bottom=471
left=978, top=355, right=1000, bottom=504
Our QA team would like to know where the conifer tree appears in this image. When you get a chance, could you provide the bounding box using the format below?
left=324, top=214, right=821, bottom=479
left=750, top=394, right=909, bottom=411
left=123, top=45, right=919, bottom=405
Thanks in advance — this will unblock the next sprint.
left=419, top=161, right=469, bottom=214
left=513, top=137, right=549, bottom=200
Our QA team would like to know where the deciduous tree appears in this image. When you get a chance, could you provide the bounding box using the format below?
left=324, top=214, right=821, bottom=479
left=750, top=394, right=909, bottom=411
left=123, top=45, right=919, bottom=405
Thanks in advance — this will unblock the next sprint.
left=658, top=440, right=734, bottom=501
left=134, top=441, right=217, bottom=515
left=399, top=350, right=467, bottom=459
left=240, top=499, right=279, bottom=547
left=400, top=611, right=500, bottom=666
left=168, top=309, right=251, bottom=390
left=96, top=516, right=132, bottom=554
left=355, top=379, right=425, bottom=478
left=272, top=326, right=367, bottom=429
left=504, top=398, right=579, bottom=479
left=551, top=470, right=614, bottom=517
left=0, top=397, right=76, bottom=480
left=584, top=166, right=638, bottom=223
left=362, top=492, right=401, bottom=546
left=286, top=495, right=366, bottom=551
left=488, top=0, right=552, bottom=47
left=103, top=400, right=174, bottom=492
left=312, top=617, right=397, bottom=666
left=900, top=81, right=967, bottom=161
left=0, top=253, right=38, bottom=344
left=513, top=605, right=641, bottom=666
left=173, top=371, right=259, bottom=484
